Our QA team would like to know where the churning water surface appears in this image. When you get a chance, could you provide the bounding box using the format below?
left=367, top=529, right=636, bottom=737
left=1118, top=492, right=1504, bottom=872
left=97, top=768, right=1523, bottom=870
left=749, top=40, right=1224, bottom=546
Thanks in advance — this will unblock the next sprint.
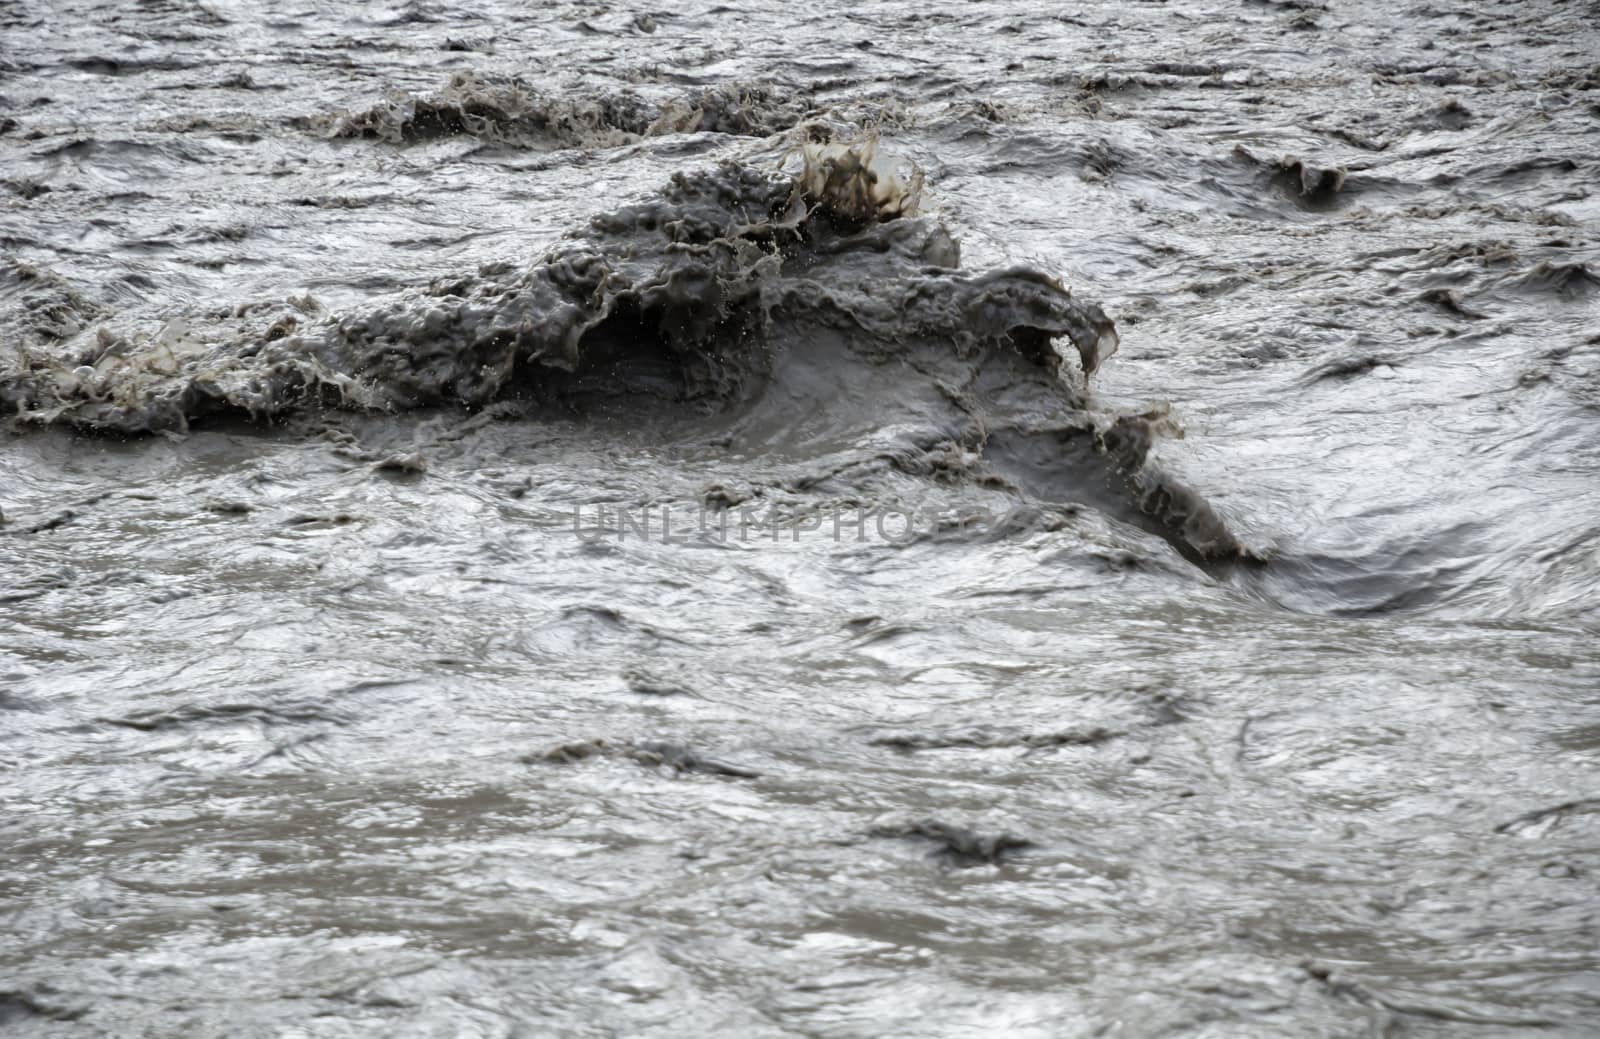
left=2, top=1, right=1599, bottom=1035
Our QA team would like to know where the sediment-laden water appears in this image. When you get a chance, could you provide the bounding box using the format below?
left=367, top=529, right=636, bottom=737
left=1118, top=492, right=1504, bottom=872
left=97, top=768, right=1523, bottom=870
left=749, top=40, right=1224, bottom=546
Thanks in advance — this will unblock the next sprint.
left=2, top=1, right=1598, bottom=1035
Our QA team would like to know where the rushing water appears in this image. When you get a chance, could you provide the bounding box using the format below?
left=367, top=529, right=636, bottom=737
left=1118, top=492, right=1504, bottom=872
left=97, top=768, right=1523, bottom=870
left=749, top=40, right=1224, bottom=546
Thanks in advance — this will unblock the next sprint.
left=3, top=1, right=1599, bottom=1035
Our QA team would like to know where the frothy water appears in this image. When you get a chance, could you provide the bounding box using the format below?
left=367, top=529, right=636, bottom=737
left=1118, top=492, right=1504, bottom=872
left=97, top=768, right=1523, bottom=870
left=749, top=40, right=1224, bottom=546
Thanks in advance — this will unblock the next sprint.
left=3, top=1, right=1598, bottom=1035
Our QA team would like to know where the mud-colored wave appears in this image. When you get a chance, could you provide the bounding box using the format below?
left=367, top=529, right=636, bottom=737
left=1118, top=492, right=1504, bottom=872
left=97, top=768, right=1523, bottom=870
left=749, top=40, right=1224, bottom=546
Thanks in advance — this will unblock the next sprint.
left=299, top=72, right=810, bottom=148
left=0, top=145, right=1250, bottom=561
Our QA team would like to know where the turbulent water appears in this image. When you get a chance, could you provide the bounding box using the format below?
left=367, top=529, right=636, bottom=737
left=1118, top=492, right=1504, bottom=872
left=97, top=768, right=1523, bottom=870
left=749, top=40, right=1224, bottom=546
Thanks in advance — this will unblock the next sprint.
left=3, top=1, right=1599, bottom=1035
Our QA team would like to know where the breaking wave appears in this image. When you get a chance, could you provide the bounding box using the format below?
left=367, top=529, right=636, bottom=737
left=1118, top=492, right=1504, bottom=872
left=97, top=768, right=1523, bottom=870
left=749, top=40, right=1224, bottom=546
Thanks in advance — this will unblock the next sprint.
left=0, top=143, right=1251, bottom=562
left=298, top=72, right=810, bottom=148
